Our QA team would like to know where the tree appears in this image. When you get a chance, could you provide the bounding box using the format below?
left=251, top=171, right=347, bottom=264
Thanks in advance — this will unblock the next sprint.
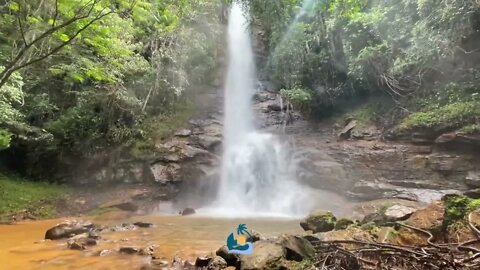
left=0, top=0, right=127, bottom=89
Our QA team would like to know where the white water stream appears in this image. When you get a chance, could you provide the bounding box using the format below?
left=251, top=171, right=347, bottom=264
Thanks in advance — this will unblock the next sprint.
left=204, top=3, right=313, bottom=217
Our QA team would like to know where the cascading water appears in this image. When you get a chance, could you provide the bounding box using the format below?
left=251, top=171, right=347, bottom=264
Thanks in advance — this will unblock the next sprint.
left=207, top=2, right=312, bottom=217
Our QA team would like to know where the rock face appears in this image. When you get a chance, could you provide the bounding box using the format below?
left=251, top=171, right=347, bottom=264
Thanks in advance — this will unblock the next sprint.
left=300, top=210, right=336, bottom=233
left=45, top=221, right=96, bottom=240
left=466, top=171, right=480, bottom=188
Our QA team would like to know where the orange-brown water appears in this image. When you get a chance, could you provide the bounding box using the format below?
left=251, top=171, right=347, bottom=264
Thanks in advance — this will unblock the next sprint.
left=0, top=215, right=303, bottom=270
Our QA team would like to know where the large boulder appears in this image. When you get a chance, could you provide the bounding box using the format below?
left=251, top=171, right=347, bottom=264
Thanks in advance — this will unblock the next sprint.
left=300, top=210, right=336, bottom=233
left=216, top=245, right=240, bottom=267
left=280, top=235, right=315, bottom=262
left=240, top=240, right=286, bottom=270
left=384, top=205, right=417, bottom=221
left=45, top=221, right=96, bottom=240
left=67, top=233, right=98, bottom=250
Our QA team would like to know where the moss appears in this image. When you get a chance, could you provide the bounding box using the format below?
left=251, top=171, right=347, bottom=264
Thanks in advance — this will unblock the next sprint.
left=461, top=124, right=480, bottom=134
left=335, top=218, right=355, bottom=230
left=443, top=195, right=480, bottom=227
left=400, top=101, right=480, bottom=130
left=305, top=210, right=337, bottom=232
left=289, top=259, right=314, bottom=269
left=0, top=174, right=65, bottom=217
left=130, top=100, right=197, bottom=158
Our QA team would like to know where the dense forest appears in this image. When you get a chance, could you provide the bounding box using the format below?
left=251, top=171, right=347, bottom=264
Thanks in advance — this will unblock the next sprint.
left=1, top=0, right=480, bottom=181
left=0, top=0, right=225, bottom=179
left=242, top=0, right=480, bottom=133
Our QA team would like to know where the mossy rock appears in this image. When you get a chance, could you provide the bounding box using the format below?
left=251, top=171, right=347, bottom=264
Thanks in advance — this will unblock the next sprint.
left=335, top=218, right=354, bottom=230
left=300, top=210, right=337, bottom=233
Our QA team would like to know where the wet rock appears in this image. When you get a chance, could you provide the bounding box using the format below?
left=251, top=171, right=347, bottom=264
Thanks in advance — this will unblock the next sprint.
left=150, top=163, right=181, bottom=184
left=266, top=103, right=284, bottom=112
left=67, top=233, right=98, bottom=250
left=384, top=205, right=417, bottom=221
left=300, top=209, right=336, bottom=233
left=465, top=171, right=480, bottom=188
left=183, top=261, right=196, bottom=270
left=175, top=129, right=192, bottom=137
left=216, top=245, right=239, bottom=267
left=107, top=223, right=138, bottom=232
left=281, top=235, right=315, bottom=262
left=150, top=259, right=169, bottom=268
left=207, top=256, right=227, bottom=270
left=411, top=132, right=435, bottom=145
left=119, top=246, right=140, bottom=255
left=408, top=145, right=432, bottom=154
left=427, top=154, right=473, bottom=173
left=196, top=135, right=222, bottom=150
left=338, top=120, right=357, bottom=140
left=134, top=222, right=154, bottom=228
left=195, top=256, right=212, bottom=267
left=335, top=218, right=354, bottom=230
left=321, top=227, right=375, bottom=242
left=180, top=208, right=196, bottom=216
left=99, top=249, right=113, bottom=257
left=464, top=188, right=480, bottom=199
left=45, top=221, right=96, bottom=240
left=240, top=240, right=286, bottom=270
left=110, top=202, right=138, bottom=212
left=435, top=132, right=457, bottom=144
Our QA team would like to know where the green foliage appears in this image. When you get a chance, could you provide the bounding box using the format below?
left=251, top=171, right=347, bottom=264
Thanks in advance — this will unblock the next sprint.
left=444, top=196, right=480, bottom=228
left=244, top=0, right=480, bottom=122
left=400, top=101, right=480, bottom=130
left=0, top=174, right=65, bottom=216
left=280, top=86, right=313, bottom=113
left=0, top=67, right=24, bottom=123
left=0, top=129, right=12, bottom=150
left=0, top=0, right=223, bottom=179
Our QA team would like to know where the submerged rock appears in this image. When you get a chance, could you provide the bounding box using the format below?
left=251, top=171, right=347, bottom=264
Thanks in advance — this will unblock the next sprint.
left=180, top=208, right=196, bottom=216
left=45, top=221, right=96, bottom=240
left=133, top=222, right=154, bottom=228
left=300, top=209, right=336, bottom=233
left=66, top=232, right=98, bottom=250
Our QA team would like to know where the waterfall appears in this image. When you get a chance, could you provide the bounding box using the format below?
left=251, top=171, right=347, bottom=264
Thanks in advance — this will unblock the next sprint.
left=205, top=2, right=312, bottom=217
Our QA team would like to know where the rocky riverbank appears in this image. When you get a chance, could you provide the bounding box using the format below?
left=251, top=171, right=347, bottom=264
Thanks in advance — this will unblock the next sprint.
left=28, top=193, right=480, bottom=270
